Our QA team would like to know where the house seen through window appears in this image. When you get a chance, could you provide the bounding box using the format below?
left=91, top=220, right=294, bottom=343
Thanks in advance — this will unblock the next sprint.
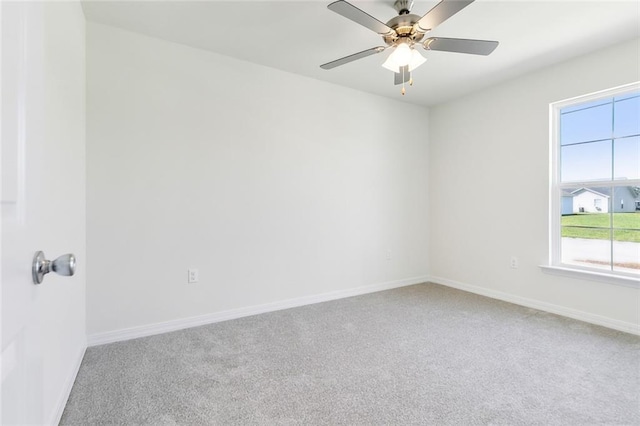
left=551, top=83, right=640, bottom=280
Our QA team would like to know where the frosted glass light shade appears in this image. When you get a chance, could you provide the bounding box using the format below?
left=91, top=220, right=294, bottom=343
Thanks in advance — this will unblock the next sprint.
left=408, top=49, right=426, bottom=71
left=382, top=54, right=400, bottom=72
left=392, top=43, right=412, bottom=66
left=382, top=45, right=426, bottom=73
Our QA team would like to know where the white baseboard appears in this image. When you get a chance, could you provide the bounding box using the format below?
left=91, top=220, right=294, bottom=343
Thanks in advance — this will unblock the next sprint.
left=51, top=343, right=86, bottom=426
left=88, top=275, right=430, bottom=347
left=429, top=276, right=640, bottom=336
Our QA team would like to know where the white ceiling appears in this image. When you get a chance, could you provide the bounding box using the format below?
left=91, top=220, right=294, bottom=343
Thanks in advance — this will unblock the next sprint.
left=81, top=0, right=640, bottom=107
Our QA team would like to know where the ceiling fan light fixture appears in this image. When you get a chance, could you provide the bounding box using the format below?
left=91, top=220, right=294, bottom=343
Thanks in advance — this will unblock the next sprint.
left=390, top=42, right=412, bottom=66
left=321, top=0, right=500, bottom=95
left=382, top=53, right=401, bottom=72
left=381, top=44, right=426, bottom=73
left=381, top=43, right=411, bottom=72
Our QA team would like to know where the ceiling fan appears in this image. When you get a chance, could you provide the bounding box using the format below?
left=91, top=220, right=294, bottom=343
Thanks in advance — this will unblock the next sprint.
left=320, top=0, right=499, bottom=95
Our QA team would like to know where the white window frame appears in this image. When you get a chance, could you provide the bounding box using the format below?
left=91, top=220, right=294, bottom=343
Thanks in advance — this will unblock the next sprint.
left=542, top=82, right=640, bottom=287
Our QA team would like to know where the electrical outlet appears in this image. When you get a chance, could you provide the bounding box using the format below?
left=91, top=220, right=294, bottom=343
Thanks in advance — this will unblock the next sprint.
left=510, top=256, right=519, bottom=269
left=386, top=249, right=392, bottom=261
left=188, top=268, right=199, bottom=283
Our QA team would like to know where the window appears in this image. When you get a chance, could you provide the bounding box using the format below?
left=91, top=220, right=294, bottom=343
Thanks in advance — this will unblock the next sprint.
left=548, top=83, right=640, bottom=285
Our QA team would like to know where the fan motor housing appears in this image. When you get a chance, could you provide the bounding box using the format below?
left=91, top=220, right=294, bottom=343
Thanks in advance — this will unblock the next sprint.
left=383, top=14, right=425, bottom=45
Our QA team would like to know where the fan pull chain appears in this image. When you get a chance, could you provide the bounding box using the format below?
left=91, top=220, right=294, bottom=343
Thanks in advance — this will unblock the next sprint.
left=401, top=67, right=406, bottom=95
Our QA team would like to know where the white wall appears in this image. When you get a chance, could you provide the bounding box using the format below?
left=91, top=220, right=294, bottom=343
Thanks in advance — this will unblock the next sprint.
left=429, top=38, right=640, bottom=329
left=1, top=2, right=86, bottom=424
left=86, top=23, right=429, bottom=336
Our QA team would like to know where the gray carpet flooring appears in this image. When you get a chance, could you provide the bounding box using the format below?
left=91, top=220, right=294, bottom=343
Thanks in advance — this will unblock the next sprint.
left=61, top=283, right=640, bottom=425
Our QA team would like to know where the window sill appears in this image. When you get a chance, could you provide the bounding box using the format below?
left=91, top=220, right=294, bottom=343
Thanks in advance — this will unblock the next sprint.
left=540, top=265, right=640, bottom=288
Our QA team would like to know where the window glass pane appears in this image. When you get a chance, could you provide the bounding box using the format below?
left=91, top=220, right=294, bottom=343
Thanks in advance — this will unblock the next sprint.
left=615, top=93, right=639, bottom=102
left=563, top=187, right=612, bottom=216
left=613, top=211, right=640, bottom=230
left=614, top=96, right=640, bottom=138
left=561, top=102, right=612, bottom=145
left=613, top=136, right=640, bottom=180
left=555, top=88, right=640, bottom=279
left=562, top=98, right=611, bottom=114
left=610, top=187, right=640, bottom=218
left=612, top=230, right=640, bottom=275
left=561, top=228, right=611, bottom=271
left=561, top=187, right=612, bottom=270
left=561, top=140, right=612, bottom=182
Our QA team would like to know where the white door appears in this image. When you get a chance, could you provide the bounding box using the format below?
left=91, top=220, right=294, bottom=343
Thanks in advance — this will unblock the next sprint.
left=1, top=2, right=86, bottom=424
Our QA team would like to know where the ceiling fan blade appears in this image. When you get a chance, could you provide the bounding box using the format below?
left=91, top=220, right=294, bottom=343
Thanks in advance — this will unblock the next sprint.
left=320, top=46, right=386, bottom=70
left=423, top=37, right=499, bottom=55
left=394, top=66, right=410, bottom=85
left=417, top=0, right=474, bottom=32
left=327, top=1, right=394, bottom=35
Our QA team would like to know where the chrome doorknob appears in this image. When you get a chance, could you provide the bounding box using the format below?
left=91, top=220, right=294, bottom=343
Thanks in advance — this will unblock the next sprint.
left=32, top=251, right=76, bottom=285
